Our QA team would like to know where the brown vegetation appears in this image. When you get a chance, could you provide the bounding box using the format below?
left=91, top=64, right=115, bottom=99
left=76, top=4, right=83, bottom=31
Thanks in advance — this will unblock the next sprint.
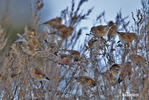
left=0, top=0, right=148, bottom=100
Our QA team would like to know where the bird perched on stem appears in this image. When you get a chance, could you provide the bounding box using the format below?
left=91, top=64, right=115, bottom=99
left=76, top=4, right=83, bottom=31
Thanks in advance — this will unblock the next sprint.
left=59, top=54, right=72, bottom=65
left=43, top=17, right=62, bottom=28
left=75, top=76, right=96, bottom=87
left=118, top=62, right=132, bottom=83
left=117, top=32, right=136, bottom=44
left=90, top=25, right=109, bottom=37
left=102, top=70, right=118, bottom=84
left=109, top=64, right=121, bottom=76
left=31, top=67, right=50, bottom=81
left=107, top=21, right=117, bottom=40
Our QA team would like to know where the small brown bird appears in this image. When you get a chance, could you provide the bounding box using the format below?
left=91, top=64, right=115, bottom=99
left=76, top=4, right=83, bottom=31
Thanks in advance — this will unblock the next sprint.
left=56, top=25, right=73, bottom=40
left=118, top=32, right=136, bottom=44
left=75, top=76, right=96, bottom=86
left=91, top=25, right=109, bottom=37
left=102, top=71, right=118, bottom=84
left=129, top=54, right=147, bottom=67
left=88, top=38, right=98, bottom=49
left=118, top=62, right=132, bottom=83
left=31, top=67, right=50, bottom=81
left=68, top=50, right=80, bottom=61
left=110, top=64, right=121, bottom=76
left=43, top=17, right=62, bottom=27
left=107, top=21, right=117, bottom=39
left=59, top=54, right=72, bottom=65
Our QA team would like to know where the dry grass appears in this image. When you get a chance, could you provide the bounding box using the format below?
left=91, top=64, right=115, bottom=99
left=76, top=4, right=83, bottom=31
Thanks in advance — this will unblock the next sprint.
left=0, top=0, right=148, bottom=100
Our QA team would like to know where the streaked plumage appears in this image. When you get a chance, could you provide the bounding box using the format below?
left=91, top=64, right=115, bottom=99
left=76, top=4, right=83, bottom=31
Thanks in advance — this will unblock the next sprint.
left=43, top=17, right=62, bottom=27
left=110, top=64, right=120, bottom=76
left=75, top=76, right=96, bottom=86
left=119, top=62, right=132, bottom=82
left=55, top=24, right=73, bottom=40
left=103, top=71, right=118, bottom=84
left=31, top=68, right=50, bottom=81
left=59, top=54, right=72, bottom=65
left=118, top=32, right=136, bottom=44
left=91, top=25, right=109, bottom=37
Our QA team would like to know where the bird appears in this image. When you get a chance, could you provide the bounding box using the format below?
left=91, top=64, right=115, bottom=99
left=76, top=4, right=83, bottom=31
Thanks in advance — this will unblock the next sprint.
left=88, top=37, right=98, bottom=49
left=102, top=70, right=118, bottom=84
left=91, top=25, right=109, bottom=37
left=43, top=17, right=62, bottom=27
left=118, top=62, right=132, bottom=83
left=109, top=64, right=121, bottom=76
left=75, top=76, right=96, bottom=87
left=55, top=24, right=73, bottom=40
left=129, top=54, right=147, bottom=67
left=31, top=67, right=50, bottom=81
left=117, top=32, right=136, bottom=44
left=67, top=50, right=80, bottom=61
left=107, top=21, right=117, bottom=40
left=59, top=54, right=72, bottom=65
left=0, top=0, right=51, bottom=73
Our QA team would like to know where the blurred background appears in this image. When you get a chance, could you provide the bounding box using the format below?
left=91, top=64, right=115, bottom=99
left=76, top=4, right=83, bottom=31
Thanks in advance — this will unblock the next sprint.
left=0, top=0, right=141, bottom=30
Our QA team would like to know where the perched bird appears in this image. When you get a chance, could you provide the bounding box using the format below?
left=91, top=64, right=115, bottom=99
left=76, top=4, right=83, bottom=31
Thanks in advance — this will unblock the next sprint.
left=0, top=0, right=51, bottom=73
left=67, top=50, right=80, bottom=61
left=91, top=25, right=109, bottom=37
left=107, top=21, right=117, bottom=40
left=88, top=37, right=98, bottom=49
left=59, top=54, right=72, bottom=65
left=102, top=71, right=118, bottom=84
left=31, top=67, right=50, bottom=81
left=110, top=64, right=121, bottom=76
left=129, top=54, right=147, bottom=67
left=118, top=62, right=132, bottom=83
left=75, top=76, right=96, bottom=86
left=55, top=24, right=73, bottom=40
left=43, top=17, right=62, bottom=27
left=118, top=32, right=136, bottom=44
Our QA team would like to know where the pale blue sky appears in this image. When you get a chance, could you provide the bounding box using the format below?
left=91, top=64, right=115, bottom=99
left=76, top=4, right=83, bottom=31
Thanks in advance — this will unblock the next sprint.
left=42, top=0, right=142, bottom=23
left=40, top=0, right=142, bottom=50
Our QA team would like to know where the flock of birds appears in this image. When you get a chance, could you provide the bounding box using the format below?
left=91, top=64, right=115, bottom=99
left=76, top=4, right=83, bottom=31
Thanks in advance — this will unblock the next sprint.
left=15, top=17, right=137, bottom=87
